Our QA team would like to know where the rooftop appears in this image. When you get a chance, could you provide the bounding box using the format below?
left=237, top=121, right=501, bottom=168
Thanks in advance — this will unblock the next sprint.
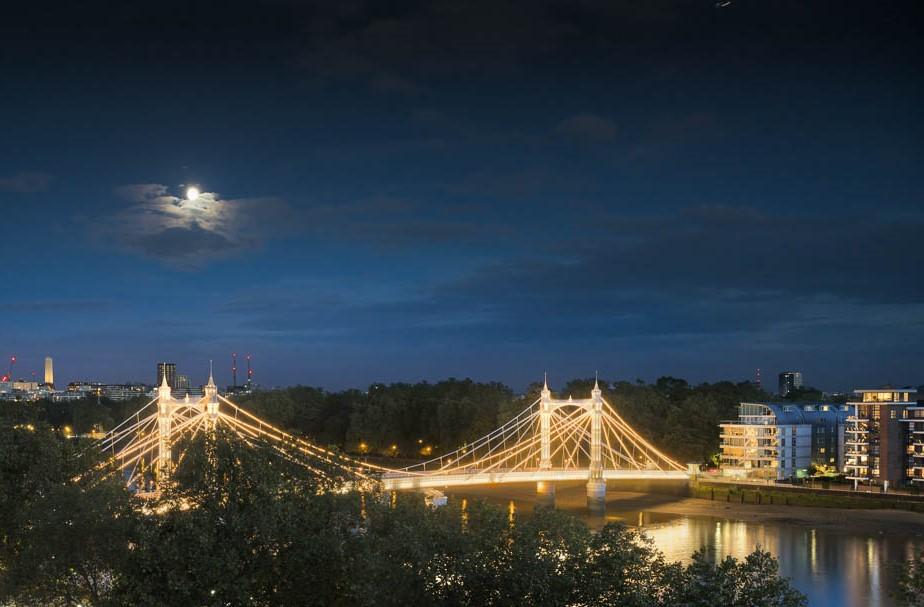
left=735, top=401, right=850, bottom=425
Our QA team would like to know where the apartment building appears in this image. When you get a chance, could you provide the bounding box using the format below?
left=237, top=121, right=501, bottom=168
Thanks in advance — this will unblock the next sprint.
left=719, top=402, right=848, bottom=480
left=845, top=387, right=918, bottom=489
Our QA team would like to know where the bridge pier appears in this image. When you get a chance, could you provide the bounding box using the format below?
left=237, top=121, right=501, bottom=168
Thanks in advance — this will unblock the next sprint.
left=536, top=480, right=556, bottom=508
left=586, top=479, right=606, bottom=514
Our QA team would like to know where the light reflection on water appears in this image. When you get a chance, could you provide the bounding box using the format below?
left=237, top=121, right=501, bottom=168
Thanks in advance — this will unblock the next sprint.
left=629, top=513, right=916, bottom=607
left=446, top=486, right=924, bottom=607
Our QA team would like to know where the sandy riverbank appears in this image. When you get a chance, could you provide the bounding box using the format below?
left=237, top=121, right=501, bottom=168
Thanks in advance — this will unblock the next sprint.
left=616, top=491, right=924, bottom=535
left=445, top=482, right=924, bottom=536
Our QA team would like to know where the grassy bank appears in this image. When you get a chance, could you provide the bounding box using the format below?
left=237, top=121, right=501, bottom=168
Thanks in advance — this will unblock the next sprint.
left=693, top=482, right=924, bottom=513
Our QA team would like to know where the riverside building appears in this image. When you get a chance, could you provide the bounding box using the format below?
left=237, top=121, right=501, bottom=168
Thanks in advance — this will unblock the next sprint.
left=845, top=387, right=918, bottom=489
left=719, top=402, right=848, bottom=480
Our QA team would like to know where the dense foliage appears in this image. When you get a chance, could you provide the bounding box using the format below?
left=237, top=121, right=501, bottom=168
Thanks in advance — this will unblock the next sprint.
left=0, top=423, right=806, bottom=607
left=18, top=376, right=768, bottom=465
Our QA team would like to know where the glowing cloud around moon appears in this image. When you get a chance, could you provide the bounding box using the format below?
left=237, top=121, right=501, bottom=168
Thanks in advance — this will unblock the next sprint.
left=186, top=186, right=200, bottom=201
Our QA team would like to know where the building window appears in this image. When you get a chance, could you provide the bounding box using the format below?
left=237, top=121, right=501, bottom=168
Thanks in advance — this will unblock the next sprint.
left=891, top=409, right=897, bottom=420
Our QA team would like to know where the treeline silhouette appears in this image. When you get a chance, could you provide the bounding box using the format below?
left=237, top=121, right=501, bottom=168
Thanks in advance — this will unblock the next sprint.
left=15, top=376, right=768, bottom=464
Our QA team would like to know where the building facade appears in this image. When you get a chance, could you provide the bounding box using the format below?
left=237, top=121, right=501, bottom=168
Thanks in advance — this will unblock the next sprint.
left=778, top=371, right=803, bottom=397
left=65, top=382, right=151, bottom=401
left=720, top=402, right=848, bottom=480
left=845, top=387, right=918, bottom=488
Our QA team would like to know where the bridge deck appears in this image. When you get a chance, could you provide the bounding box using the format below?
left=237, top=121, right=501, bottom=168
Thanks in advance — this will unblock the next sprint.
left=380, top=468, right=689, bottom=491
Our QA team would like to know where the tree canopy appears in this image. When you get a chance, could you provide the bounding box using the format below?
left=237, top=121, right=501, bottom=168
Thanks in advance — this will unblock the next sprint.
left=0, top=419, right=807, bottom=607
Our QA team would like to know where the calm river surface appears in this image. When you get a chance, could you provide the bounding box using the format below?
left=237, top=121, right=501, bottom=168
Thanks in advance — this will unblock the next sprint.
left=444, top=483, right=924, bottom=607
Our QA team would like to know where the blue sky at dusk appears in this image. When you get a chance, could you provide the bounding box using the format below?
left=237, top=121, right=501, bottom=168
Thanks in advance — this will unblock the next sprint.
left=1, top=1, right=922, bottom=391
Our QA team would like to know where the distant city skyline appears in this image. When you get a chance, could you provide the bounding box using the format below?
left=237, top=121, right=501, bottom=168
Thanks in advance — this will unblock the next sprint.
left=1, top=351, right=918, bottom=395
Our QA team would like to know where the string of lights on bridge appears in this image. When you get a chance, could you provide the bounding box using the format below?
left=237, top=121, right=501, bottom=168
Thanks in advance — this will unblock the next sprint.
left=94, top=368, right=688, bottom=507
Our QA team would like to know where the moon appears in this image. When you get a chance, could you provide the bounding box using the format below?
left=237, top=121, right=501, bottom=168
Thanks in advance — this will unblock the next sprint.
left=186, top=186, right=200, bottom=201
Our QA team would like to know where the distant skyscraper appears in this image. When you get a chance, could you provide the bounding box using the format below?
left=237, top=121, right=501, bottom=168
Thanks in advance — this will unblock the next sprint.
left=778, top=371, right=803, bottom=397
left=176, top=374, right=190, bottom=392
left=44, top=356, right=54, bottom=388
left=157, top=362, right=177, bottom=389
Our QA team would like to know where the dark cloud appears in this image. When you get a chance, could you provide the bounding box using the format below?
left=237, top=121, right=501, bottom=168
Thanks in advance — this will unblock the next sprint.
left=297, top=1, right=583, bottom=84
left=3, top=2, right=918, bottom=93
left=0, top=172, right=52, bottom=192
left=369, top=71, right=428, bottom=97
left=101, top=183, right=298, bottom=268
left=134, top=224, right=237, bottom=266
left=555, top=114, right=618, bottom=143
left=0, top=300, right=110, bottom=312
left=301, top=197, right=487, bottom=249
left=210, top=204, right=924, bottom=352
left=450, top=205, right=924, bottom=304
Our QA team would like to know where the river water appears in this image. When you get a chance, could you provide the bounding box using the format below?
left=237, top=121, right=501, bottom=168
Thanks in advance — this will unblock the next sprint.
left=444, top=483, right=924, bottom=607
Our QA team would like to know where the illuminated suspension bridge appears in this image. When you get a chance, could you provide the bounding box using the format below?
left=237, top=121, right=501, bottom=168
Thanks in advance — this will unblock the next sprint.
left=97, top=369, right=688, bottom=510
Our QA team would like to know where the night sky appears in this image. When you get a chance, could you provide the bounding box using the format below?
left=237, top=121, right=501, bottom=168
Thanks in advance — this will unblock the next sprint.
left=1, top=1, right=921, bottom=391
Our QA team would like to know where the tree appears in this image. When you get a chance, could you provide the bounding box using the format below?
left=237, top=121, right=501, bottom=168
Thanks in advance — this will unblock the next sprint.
left=0, top=421, right=134, bottom=607
left=576, top=522, right=683, bottom=607
left=112, top=429, right=356, bottom=607
left=0, top=482, right=134, bottom=607
left=677, top=549, right=806, bottom=607
left=783, top=386, right=824, bottom=402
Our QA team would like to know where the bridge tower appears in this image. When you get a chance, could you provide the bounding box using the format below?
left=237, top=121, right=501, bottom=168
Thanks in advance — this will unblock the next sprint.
left=587, top=378, right=606, bottom=513
left=156, top=372, right=174, bottom=481
left=536, top=376, right=607, bottom=511
left=204, top=361, right=219, bottom=428
left=536, top=375, right=555, bottom=506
